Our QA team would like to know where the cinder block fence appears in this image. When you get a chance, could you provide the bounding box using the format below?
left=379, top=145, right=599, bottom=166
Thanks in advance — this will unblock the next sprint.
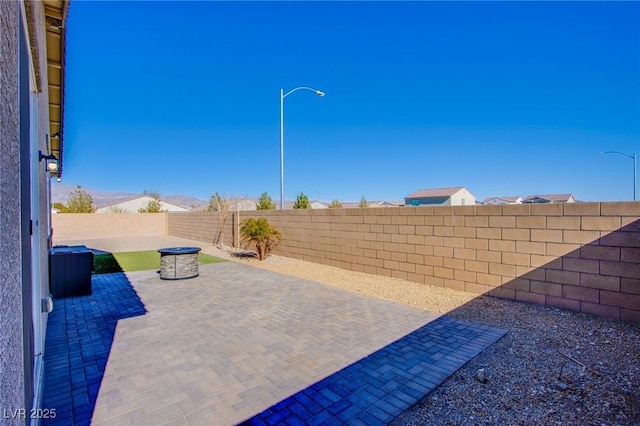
left=168, top=202, right=640, bottom=324
left=52, top=203, right=640, bottom=324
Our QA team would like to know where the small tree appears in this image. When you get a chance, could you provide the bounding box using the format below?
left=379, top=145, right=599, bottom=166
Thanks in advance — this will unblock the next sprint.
left=359, top=196, right=368, bottom=208
left=239, top=218, right=281, bottom=260
left=207, top=191, right=232, bottom=247
left=53, top=202, right=68, bottom=213
left=138, top=190, right=166, bottom=213
left=65, top=186, right=96, bottom=213
left=293, top=192, right=310, bottom=209
left=256, top=192, right=276, bottom=210
left=329, top=199, right=343, bottom=208
left=107, top=205, right=129, bottom=213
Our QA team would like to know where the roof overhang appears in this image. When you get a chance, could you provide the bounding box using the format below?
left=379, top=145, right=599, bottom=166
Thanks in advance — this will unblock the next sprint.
left=44, top=0, right=69, bottom=177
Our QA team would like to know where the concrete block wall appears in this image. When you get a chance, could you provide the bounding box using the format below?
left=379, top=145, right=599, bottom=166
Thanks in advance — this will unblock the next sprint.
left=52, top=213, right=168, bottom=241
left=167, top=211, right=237, bottom=248
left=166, top=202, right=640, bottom=324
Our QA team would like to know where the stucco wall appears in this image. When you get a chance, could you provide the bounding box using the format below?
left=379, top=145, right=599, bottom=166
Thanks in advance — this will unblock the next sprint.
left=52, top=213, right=168, bottom=241
left=0, top=0, right=27, bottom=419
left=450, top=188, right=475, bottom=206
left=166, top=203, right=640, bottom=324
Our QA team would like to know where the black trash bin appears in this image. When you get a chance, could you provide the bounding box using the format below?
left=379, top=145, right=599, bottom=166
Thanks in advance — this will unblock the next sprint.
left=49, top=245, right=93, bottom=298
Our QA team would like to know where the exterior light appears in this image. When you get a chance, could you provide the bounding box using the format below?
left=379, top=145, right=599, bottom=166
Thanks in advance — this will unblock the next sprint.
left=280, top=86, right=326, bottom=210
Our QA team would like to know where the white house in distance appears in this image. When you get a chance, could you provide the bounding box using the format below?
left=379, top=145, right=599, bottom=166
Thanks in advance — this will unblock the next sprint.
left=405, top=187, right=476, bottom=207
left=523, top=194, right=576, bottom=204
left=310, top=201, right=328, bottom=209
left=481, top=196, right=523, bottom=205
left=95, top=196, right=190, bottom=213
left=192, top=198, right=258, bottom=212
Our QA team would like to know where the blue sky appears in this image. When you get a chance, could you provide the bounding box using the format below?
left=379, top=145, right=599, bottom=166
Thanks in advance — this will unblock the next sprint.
left=61, top=1, right=640, bottom=203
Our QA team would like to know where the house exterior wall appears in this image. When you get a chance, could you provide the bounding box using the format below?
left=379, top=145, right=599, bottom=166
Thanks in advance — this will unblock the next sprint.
left=165, top=203, right=640, bottom=324
left=30, top=1, right=55, bottom=412
left=405, top=196, right=451, bottom=206
left=0, top=1, right=27, bottom=419
left=232, top=199, right=257, bottom=211
left=450, top=188, right=476, bottom=206
left=482, top=197, right=523, bottom=205
left=0, top=0, right=55, bottom=419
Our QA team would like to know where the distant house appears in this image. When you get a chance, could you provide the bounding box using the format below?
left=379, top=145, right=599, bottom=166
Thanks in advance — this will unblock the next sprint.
left=230, top=198, right=257, bottom=211
left=523, top=194, right=576, bottom=204
left=95, top=196, right=190, bottom=213
left=274, top=200, right=329, bottom=209
left=310, top=201, right=328, bottom=209
left=405, top=187, right=476, bottom=207
left=481, top=196, right=523, bottom=205
left=192, top=198, right=257, bottom=212
left=369, top=201, right=404, bottom=208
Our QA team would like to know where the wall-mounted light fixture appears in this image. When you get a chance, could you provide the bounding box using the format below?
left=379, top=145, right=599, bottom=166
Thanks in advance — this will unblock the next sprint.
left=39, top=150, right=59, bottom=174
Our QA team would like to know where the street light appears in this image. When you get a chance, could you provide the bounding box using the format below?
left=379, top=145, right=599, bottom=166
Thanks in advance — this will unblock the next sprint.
left=280, top=86, right=325, bottom=209
left=599, top=151, right=637, bottom=201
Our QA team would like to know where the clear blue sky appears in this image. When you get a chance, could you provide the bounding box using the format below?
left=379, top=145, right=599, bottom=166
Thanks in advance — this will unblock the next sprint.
left=61, top=1, right=640, bottom=203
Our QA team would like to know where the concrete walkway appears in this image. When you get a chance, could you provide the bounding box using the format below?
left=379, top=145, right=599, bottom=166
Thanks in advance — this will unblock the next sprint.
left=43, top=238, right=505, bottom=425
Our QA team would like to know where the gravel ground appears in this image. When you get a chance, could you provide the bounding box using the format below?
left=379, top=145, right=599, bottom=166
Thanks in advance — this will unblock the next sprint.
left=208, top=247, right=640, bottom=426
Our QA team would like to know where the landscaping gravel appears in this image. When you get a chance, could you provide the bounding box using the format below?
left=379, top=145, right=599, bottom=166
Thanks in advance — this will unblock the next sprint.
left=208, top=248, right=640, bottom=426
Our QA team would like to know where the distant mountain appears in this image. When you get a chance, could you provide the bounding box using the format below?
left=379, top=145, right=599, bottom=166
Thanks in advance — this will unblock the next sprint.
left=162, top=194, right=208, bottom=209
left=51, top=184, right=208, bottom=210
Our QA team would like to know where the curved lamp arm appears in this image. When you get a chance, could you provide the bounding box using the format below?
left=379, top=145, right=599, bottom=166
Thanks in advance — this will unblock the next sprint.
left=598, top=151, right=637, bottom=201
left=282, top=86, right=325, bottom=99
left=599, top=151, right=635, bottom=160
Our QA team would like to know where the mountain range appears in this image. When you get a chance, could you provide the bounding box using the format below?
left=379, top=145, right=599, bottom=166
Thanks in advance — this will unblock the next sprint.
left=51, top=184, right=208, bottom=209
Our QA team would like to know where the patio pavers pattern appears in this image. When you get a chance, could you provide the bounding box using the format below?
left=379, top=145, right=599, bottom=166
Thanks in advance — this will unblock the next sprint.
left=42, top=273, right=146, bottom=425
left=240, top=316, right=505, bottom=425
left=42, top=261, right=505, bottom=425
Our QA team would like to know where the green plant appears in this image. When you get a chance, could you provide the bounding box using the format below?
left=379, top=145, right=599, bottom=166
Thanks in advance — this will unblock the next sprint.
left=53, top=202, right=68, bottom=213
left=93, top=250, right=226, bottom=274
left=359, top=196, right=368, bottom=208
left=239, top=218, right=281, bottom=260
left=107, top=205, right=129, bottom=213
left=65, top=186, right=96, bottom=213
left=329, top=199, right=343, bottom=208
left=293, top=192, right=310, bottom=209
left=138, top=190, right=166, bottom=213
left=256, top=192, right=276, bottom=210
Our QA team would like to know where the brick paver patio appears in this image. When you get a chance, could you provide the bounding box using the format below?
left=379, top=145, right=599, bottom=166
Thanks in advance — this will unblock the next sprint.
left=43, top=261, right=505, bottom=425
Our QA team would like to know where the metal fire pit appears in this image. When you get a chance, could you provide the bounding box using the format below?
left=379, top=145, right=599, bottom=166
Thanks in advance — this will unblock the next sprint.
left=157, top=247, right=201, bottom=280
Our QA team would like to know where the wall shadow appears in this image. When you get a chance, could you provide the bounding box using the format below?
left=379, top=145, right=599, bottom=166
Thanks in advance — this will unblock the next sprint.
left=41, top=271, right=146, bottom=425
left=486, top=219, right=640, bottom=324
left=238, top=219, right=640, bottom=424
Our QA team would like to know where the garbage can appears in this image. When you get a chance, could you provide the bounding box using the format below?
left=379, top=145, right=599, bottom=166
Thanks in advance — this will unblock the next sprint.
left=49, top=245, right=93, bottom=298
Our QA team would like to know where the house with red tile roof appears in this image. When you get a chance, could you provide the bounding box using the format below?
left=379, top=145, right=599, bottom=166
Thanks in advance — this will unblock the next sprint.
left=404, top=187, right=475, bottom=207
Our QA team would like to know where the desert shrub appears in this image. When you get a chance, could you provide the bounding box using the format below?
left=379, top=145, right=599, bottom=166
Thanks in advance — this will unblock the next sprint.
left=239, top=218, right=281, bottom=260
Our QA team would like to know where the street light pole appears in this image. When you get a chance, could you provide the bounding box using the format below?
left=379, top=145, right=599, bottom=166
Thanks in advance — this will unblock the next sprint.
left=280, top=89, right=284, bottom=210
left=599, top=151, right=637, bottom=201
left=280, top=87, right=325, bottom=210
